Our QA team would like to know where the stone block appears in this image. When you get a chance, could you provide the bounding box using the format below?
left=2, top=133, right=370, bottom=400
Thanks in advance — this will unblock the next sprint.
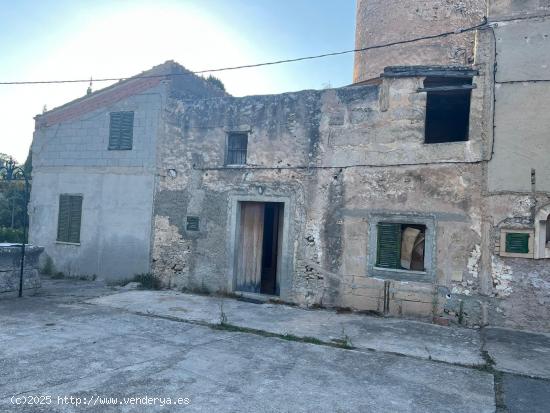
left=341, top=293, right=382, bottom=312
left=0, top=245, right=44, bottom=296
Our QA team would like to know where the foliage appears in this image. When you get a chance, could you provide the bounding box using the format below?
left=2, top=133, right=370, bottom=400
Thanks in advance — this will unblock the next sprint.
left=0, top=154, right=30, bottom=234
left=0, top=227, right=24, bottom=243
left=133, top=273, right=162, bottom=290
left=205, top=75, right=226, bottom=91
left=0, top=182, right=27, bottom=230
left=41, top=256, right=55, bottom=276
left=23, top=150, right=32, bottom=176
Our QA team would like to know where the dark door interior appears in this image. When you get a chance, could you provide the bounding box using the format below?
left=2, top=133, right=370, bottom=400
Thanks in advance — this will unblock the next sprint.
left=260, top=203, right=282, bottom=295
left=236, top=202, right=283, bottom=295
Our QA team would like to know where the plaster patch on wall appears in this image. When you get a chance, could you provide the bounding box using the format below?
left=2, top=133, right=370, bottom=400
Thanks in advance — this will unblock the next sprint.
left=511, top=196, right=535, bottom=217
left=451, top=285, right=472, bottom=295
left=470, top=213, right=482, bottom=237
left=526, top=272, right=550, bottom=306
left=467, top=244, right=481, bottom=278
left=152, top=215, right=191, bottom=288
left=491, top=256, right=513, bottom=297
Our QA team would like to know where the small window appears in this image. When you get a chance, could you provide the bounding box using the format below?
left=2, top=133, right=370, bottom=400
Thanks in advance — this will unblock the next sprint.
left=424, top=77, right=472, bottom=143
left=57, top=195, right=83, bottom=243
left=226, top=132, right=248, bottom=165
left=109, top=111, right=134, bottom=150
left=376, top=223, right=426, bottom=271
left=186, top=216, right=200, bottom=231
left=505, top=233, right=530, bottom=254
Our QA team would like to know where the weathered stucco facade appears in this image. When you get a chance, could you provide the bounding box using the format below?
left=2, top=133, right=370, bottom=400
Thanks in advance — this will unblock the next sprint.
left=150, top=0, right=550, bottom=331
left=481, top=0, right=550, bottom=331
left=29, top=63, right=226, bottom=279
left=353, top=0, right=487, bottom=83
left=152, top=69, right=493, bottom=324
left=29, top=0, right=550, bottom=332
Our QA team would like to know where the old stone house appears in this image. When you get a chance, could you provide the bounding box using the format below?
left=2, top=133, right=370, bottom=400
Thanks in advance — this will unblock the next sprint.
left=29, top=0, right=550, bottom=332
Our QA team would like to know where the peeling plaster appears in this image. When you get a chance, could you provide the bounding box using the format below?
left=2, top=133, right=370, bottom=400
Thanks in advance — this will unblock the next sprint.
left=467, top=244, right=481, bottom=279
left=491, top=256, right=513, bottom=297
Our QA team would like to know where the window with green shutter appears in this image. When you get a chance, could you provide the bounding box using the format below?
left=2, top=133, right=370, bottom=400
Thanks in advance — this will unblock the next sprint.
left=57, top=195, right=83, bottom=243
left=376, top=223, right=402, bottom=269
left=376, top=223, right=426, bottom=271
left=505, top=233, right=530, bottom=254
left=186, top=216, right=200, bottom=231
left=108, top=111, right=134, bottom=150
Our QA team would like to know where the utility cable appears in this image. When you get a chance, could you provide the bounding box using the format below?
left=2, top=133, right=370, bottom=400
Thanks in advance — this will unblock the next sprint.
left=2, top=12, right=549, bottom=86
left=0, top=19, right=490, bottom=86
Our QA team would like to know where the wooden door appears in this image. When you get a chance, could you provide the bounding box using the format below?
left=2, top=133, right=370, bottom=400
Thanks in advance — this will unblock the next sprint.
left=236, top=202, right=264, bottom=293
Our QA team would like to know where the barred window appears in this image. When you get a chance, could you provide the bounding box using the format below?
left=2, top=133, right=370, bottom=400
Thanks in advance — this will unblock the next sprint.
left=225, top=132, right=248, bottom=165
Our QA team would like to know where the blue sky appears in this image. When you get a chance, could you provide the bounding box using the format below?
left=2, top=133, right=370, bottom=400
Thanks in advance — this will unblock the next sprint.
left=0, top=0, right=356, bottom=162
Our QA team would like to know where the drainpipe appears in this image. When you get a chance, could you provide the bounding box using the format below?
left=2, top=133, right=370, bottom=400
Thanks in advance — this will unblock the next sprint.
left=531, top=168, right=537, bottom=224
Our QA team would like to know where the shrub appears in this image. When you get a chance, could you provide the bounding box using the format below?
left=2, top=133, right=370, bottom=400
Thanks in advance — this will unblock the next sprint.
left=41, top=256, right=55, bottom=276
left=205, top=75, right=225, bottom=91
left=0, top=227, right=24, bottom=243
left=133, top=273, right=162, bottom=290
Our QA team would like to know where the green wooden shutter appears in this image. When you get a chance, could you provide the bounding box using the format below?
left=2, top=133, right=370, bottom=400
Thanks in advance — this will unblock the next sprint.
left=57, top=195, right=82, bottom=243
left=109, top=112, right=122, bottom=149
left=57, top=195, right=71, bottom=242
left=68, top=196, right=83, bottom=243
left=376, top=223, right=401, bottom=269
left=119, top=111, right=134, bottom=150
left=109, top=111, right=133, bottom=150
left=505, top=233, right=529, bottom=254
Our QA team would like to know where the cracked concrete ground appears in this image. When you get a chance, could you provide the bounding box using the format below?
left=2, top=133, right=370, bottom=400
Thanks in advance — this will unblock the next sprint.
left=1, top=279, right=548, bottom=412
left=88, top=289, right=484, bottom=366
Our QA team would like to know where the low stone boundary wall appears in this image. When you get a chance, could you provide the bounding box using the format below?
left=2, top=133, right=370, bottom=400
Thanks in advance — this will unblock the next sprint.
left=0, top=244, right=44, bottom=297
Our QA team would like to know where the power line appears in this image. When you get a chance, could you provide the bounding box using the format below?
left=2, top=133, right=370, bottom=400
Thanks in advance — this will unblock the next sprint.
left=0, top=19, right=489, bottom=86
left=3, top=11, right=549, bottom=87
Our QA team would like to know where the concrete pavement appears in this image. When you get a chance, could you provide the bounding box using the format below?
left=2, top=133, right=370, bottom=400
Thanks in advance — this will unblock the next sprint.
left=88, top=289, right=484, bottom=366
left=482, top=327, right=550, bottom=379
left=2, top=278, right=550, bottom=412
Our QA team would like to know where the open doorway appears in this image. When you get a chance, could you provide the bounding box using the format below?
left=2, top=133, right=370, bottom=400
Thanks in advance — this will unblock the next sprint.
left=236, top=201, right=284, bottom=295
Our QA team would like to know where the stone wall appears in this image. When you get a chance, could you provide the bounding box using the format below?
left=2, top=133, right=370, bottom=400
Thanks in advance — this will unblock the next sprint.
left=29, top=61, right=226, bottom=281
left=482, top=4, right=550, bottom=331
left=353, top=0, right=486, bottom=82
left=482, top=194, right=550, bottom=331
left=151, top=77, right=489, bottom=324
left=29, top=82, right=165, bottom=280
left=346, top=0, right=550, bottom=333
left=0, top=244, right=43, bottom=297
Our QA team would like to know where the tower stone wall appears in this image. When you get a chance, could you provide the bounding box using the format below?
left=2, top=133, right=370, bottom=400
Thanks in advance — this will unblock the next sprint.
left=353, top=0, right=487, bottom=83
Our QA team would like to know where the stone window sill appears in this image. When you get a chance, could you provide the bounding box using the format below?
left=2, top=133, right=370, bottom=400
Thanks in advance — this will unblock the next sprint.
left=374, top=266, right=427, bottom=275
left=370, top=266, right=432, bottom=283
left=55, top=241, right=81, bottom=246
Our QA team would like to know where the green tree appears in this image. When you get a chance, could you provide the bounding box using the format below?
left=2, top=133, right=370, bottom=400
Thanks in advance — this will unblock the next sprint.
left=205, top=75, right=226, bottom=92
left=0, top=154, right=29, bottom=242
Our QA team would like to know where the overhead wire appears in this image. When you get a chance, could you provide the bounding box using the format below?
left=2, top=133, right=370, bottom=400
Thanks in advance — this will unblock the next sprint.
left=0, top=19, right=490, bottom=86
left=2, top=12, right=550, bottom=86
